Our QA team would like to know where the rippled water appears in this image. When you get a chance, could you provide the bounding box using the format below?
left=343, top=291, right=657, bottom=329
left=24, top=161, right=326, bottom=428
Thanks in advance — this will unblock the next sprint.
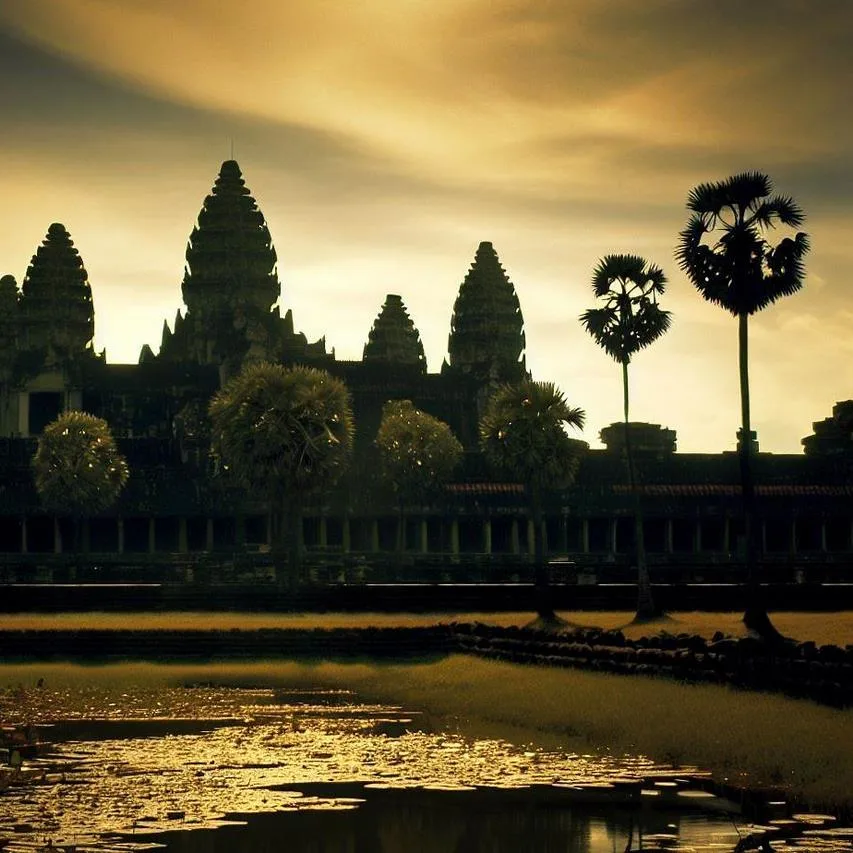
left=1, top=680, right=850, bottom=852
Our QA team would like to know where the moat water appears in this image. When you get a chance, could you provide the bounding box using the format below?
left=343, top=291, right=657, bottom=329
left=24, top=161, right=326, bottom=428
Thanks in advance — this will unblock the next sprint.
left=1, top=675, right=850, bottom=852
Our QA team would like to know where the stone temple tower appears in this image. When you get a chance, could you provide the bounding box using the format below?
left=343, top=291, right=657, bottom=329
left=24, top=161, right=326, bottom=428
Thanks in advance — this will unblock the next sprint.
left=18, top=223, right=96, bottom=370
left=445, top=241, right=527, bottom=384
left=159, top=160, right=280, bottom=370
left=363, top=294, right=426, bottom=373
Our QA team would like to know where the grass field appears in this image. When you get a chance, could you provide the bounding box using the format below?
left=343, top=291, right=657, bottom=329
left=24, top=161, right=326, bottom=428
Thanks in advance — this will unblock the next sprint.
left=2, top=655, right=851, bottom=814
left=2, top=610, right=852, bottom=646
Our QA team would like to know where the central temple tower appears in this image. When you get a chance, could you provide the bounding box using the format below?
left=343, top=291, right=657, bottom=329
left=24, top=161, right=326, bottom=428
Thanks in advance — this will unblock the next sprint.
left=154, top=160, right=327, bottom=374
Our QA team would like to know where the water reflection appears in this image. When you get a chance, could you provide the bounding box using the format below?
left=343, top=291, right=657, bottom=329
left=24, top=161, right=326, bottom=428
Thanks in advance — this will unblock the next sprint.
left=147, top=799, right=744, bottom=853
left=0, top=681, right=848, bottom=852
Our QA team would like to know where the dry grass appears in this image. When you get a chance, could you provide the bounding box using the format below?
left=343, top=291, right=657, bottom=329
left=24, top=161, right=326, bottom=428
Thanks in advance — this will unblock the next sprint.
left=1, top=610, right=852, bottom=646
left=2, top=656, right=852, bottom=812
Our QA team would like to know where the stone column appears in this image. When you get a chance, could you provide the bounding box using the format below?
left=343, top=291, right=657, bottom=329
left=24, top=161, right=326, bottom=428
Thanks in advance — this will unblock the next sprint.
left=693, top=520, right=702, bottom=554
left=608, top=519, right=618, bottom=554
left=581, top=518, right=589, bottom=554
left=527, top=519, right=536, bottom=557
left=558, top=515, right=568, bottom=554
left=148, top=517, right=156, bottom=554
left=342, top=517, right=351, bottom=553
left=318, top=516, right=328, bottom=549
left=482, top=518, right=492, bottom=555
left=540, top=520, right=548, bottom=557
left=510, top=519, right=520, bottom=555
left=205, top=518, right=214, bottom=552
left=420, top=518, right=429, bottom=554
left=820, top=518, right=828, bottom=553
left=17, top=392, right=29, bottom=436
left=450, top=518, right=460, bottom=556
left=117, top=518, right=125, bottom=555
left=664, top=518, right=674, bottom=554
left=178, top=518, right=188, bottom=554
left=21, top=518, right=27, bottom=554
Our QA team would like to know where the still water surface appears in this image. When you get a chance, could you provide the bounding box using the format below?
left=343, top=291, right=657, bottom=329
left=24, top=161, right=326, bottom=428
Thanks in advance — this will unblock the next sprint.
left=1, top=678, right=850, bottom=851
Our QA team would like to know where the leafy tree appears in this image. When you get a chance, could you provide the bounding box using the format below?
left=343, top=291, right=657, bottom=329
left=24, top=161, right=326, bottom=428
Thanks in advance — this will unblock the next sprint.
left=676, top=171, right=809, bottom=638
left=208, top=362, right=354, bottom=587
left=32, top=410, right=129, bottom=558
left=580, top=254, right=671, bottom=620
left=480, top=380, right=585, bottom=620
left=375, top=400, right=464, bottom=555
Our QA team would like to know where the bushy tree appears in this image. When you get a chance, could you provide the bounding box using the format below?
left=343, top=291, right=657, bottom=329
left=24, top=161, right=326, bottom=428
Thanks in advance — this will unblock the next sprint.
left=580, top=254, right=671, bottom=620
left=32, top=410, right=129, bottom=555
left=375, top=400, right=463, bottom=554
left=208, top=362, right=354, bottom=586
left=480, top=380, right=585, bottom=619
left=676, top=171, right=809, bottom=638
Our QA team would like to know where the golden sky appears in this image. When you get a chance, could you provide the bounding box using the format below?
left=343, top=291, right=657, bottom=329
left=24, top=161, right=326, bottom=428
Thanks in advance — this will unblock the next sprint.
left=1, top=0, right=851, bottom=452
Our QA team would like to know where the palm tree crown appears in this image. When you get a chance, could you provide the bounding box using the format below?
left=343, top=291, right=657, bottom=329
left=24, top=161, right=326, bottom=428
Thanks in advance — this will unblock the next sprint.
left=33, top=410, right=129, bottom=516
left=676, top=171, right=809, bottom=315
left=579, top=254, right=671, bottom=364
left=209, top=362, right=354, bottom=497
left=479, top=380, right=586, bottom=492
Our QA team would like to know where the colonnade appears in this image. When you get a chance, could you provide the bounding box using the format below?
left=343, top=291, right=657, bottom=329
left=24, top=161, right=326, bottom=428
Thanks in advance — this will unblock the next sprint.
left=4, top=511, right=850, bottom=558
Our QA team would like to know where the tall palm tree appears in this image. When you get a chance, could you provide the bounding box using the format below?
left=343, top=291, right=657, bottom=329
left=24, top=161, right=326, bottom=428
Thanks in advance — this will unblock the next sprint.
left=209, top=362, right=354, bottom=588
left=676, top=171, right=809, bottom=637
left=580, top=254, right=671, bottom=621
left=480, top=380, right=586, bottom=620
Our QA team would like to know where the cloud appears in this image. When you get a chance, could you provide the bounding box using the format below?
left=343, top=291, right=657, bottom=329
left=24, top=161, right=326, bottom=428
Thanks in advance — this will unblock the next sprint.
left=1, top=1, right=851, bottom=453
left=3, top=0, right=851, bottom=188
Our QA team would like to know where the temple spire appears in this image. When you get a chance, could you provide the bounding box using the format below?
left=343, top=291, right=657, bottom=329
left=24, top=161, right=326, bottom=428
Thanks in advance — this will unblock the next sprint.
left=0, top=275, right=19, bottom=374
left=446, top=241, right=526, bottom=382
left=363, top=294, right=426, bottom=372
left=182, top=160, right=279, bottom=320
left=19, top=223, right=95, bottom=367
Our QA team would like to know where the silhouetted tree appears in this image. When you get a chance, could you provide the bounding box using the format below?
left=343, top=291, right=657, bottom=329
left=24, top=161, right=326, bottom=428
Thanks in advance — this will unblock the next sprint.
left=375, top=400, right=463, bottom=557
left=580, top=254, right=671, bottom=621
left=676, top=171, right=809, bottom=638
left=32, top=410, right=128, bottom=562
left=209, top=362, right=354, bottom=587
left=480, top=380, right=585, bottom=620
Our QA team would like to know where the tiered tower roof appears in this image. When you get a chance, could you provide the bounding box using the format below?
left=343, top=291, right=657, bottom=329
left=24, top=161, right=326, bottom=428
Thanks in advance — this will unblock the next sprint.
left=19, top=223, right=95, bottom=365
left=0, top=275, right=19, bottom=373
left=363, top=294, right=426, bottom=372
left=446, top=241, right=526, bottom=382
left=182, top=160, right=279, bottom=317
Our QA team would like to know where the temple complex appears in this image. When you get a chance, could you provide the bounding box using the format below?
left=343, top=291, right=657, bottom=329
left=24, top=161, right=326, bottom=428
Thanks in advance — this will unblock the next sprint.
left=0, top=160, right=851, bottom=578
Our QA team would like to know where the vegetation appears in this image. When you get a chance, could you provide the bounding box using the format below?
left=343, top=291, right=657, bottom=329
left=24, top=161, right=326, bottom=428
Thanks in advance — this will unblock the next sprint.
left=208, top=362, right=354, bottom=587
left=2, top=610, right=851, bottom=646
left=580, top=254, right=671, bottom=621
left=480, top=380, right=585, bottom=620
left=677, top=172, right=809, bottom=638
left=4, top=656, right=853, bottom=812
left=375, top=400, right=463, bottom=554
left=32, top=410, right=128, bottom=555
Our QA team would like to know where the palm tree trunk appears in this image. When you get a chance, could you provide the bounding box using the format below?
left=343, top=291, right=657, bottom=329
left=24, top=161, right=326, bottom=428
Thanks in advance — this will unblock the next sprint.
left=530, top=484, right=554, bottom=621
left=286, top=499, right=304, bottom=592
left=623, top=361, right=657, bottom=620
left=270, top=492, right=286, bottom=588
left=397, top=499, right=406, bottom=565
left=738, top=313, right=779, bottom=639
